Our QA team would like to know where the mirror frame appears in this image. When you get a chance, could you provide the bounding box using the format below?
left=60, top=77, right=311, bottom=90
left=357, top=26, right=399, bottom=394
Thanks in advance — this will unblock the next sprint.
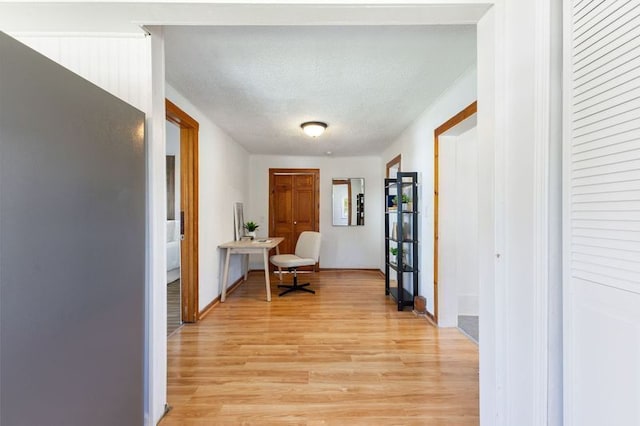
left=386, top=154, right=401, bottom=178
left=332, top=178, right=365, bottom=226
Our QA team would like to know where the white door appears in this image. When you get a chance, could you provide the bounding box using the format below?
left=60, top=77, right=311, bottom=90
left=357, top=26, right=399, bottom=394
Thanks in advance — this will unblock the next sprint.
left=564, top=2, right=640, bottom=425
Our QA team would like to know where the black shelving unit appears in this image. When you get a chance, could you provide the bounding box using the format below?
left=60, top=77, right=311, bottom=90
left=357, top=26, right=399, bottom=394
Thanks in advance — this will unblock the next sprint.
left=356, top=193, right=364, bottom=225
left=384, top=172, right=419, bottom=311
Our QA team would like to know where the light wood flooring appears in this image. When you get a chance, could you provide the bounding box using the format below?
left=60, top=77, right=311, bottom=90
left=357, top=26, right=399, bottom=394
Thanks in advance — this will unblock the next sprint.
left=162, top=270, right=479, bottom=425
left=167, top=279, right=182, bottom=336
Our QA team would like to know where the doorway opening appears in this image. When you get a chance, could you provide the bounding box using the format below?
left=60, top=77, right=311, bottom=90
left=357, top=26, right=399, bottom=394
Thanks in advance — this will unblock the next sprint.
left=434, top=101, right=479, bottom=341
left=165, top=99, right=199, bottom=325
left=165, top=120, right=181, bottom=335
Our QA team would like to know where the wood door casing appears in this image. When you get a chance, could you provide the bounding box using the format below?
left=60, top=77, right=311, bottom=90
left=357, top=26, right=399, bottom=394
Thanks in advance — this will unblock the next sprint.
left=166, top=99, right=199, bottom=323
left=269, top=169, right=320, bottom=270
left=433, top=101, right=477, bottom=324
left=386, top=154, right=401, bottom=178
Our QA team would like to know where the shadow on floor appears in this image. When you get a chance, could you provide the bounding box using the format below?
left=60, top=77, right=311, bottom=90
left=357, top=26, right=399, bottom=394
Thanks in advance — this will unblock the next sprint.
left=458, top=315, right=479, bottom=344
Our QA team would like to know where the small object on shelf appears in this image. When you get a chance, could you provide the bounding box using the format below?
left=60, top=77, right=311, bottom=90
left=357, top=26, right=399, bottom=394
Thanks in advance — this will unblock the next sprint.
left=389, top=247, right=398, bottom=265
left=401, top=194, right=411, bottom=211
left=384, top=172, right=419, bottom=311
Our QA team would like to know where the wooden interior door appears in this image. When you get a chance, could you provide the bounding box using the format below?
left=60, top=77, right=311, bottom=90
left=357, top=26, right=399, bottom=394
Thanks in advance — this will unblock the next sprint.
left=269, top=169, right=320, bottom=269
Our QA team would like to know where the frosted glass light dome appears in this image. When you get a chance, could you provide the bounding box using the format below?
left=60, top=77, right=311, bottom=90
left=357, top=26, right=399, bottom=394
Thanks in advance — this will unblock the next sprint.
left=301, top=121, right=327, bottom=137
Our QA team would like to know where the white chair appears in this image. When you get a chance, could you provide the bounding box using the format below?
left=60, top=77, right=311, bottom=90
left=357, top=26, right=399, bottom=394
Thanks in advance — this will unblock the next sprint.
left=270, top=231, right=321, bottom=296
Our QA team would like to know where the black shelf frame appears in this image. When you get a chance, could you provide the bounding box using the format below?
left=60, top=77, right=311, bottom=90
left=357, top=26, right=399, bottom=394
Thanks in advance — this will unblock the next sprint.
left=384, top=172, right=419, bottom=311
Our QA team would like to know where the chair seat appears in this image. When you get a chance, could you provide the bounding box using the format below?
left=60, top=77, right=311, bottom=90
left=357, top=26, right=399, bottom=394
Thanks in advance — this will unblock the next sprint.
left=270, top=254, right=316, bottom=268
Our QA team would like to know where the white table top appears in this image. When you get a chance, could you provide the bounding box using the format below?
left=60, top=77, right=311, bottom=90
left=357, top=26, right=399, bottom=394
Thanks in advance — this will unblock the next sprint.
left=219, top=237, right=284, bottom=249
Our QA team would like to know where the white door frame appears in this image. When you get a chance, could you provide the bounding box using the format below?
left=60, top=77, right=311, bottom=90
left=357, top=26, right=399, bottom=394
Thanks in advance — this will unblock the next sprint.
left=140, top=2, right=557, bottom=425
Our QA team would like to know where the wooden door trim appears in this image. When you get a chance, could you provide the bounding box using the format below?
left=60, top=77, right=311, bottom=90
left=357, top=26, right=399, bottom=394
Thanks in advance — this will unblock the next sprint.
left=166, top=99, right=199, bottom=323
left=332, top=179, right=352, bottom=225
left=433, top=101, right=477, bottom=324
left=269, top=168, right=320, bottom=270
left=386, top=154, right=402, bottom=178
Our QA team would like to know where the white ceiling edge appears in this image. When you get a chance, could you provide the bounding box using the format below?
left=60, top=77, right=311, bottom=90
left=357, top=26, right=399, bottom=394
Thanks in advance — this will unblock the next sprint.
left=0, top=2, right=492, bottom=33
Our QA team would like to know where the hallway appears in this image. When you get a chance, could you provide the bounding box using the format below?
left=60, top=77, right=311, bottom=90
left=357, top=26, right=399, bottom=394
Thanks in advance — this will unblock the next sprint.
left=162, top=270, right=479, bottom=424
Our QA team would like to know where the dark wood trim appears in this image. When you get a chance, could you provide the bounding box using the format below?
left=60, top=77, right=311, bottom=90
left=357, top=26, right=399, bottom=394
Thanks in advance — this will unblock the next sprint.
left=166, top=99, right=200, bottom=323
left=166, top=99, right=199, bottom=129
left=268, top=168, right=321, bottom=271
left=434, top=102, right=477, bottom=137
left=198, top=275, right=245, bottom=319
left=432, top=101, right=477, bottom=324
left=198, top=298, right=219, bottom=320
left=385, top=154, right=402, bottom=178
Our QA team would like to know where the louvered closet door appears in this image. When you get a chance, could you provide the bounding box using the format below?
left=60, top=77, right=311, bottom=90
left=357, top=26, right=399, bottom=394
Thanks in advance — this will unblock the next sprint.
left=564, top=1, right=640, bottom=425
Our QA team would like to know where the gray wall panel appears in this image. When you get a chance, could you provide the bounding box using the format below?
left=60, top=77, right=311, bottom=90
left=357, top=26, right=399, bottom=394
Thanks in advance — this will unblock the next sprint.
left=0, top=32, right=145, bottom=425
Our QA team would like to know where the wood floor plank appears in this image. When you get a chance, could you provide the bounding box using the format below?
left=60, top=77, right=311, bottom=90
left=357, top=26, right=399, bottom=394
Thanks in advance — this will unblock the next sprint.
left=161, top=270, right=479, bottom=425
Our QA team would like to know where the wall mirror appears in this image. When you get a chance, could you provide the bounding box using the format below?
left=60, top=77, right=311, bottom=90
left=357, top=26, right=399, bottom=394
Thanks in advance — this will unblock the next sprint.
left=332, top=178, right=365, bottom=226
left=386, top=154, right=401, bottom=178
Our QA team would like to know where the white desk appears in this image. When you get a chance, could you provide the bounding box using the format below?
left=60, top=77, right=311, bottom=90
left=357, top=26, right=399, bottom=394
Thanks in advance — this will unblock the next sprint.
left=219, top=237, right=284, bottom=302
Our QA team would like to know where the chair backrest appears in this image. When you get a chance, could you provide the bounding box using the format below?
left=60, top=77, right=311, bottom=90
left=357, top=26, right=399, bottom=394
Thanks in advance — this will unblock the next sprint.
left=295, top=231, right=322, bottom=262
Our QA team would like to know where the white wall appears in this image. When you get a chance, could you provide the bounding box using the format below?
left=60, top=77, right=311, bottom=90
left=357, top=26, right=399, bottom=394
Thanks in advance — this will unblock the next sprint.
left=453, top=127, right=479, bottom=316
left=13, top=33, right=151, bottom=113
left=498, top=1, right=535, bottom=422
left=332, top=183, right=349, bottom=226
left=478, top=1, right=563, bottom=424
left=438, top=126, right=479, bottom=326
left=248, top=155, right=382, bottom=269
left=381, top=66, right=477, bottom=313
left=165, top=84, right=250, bottom=311
left=148, top=29, right=167, bottom=425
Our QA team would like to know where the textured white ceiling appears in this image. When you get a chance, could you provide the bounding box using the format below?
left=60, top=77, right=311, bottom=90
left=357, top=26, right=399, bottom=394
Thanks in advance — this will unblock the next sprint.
left=165, top=25, right=476, bottom=156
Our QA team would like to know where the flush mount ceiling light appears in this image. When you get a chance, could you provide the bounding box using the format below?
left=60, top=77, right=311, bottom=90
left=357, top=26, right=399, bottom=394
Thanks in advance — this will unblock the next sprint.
left=301, top=121, right=327, bottom=138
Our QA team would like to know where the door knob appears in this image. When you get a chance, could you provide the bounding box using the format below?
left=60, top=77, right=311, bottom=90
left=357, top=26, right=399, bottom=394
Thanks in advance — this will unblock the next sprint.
left=293, top=221, right=297, bottom=224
